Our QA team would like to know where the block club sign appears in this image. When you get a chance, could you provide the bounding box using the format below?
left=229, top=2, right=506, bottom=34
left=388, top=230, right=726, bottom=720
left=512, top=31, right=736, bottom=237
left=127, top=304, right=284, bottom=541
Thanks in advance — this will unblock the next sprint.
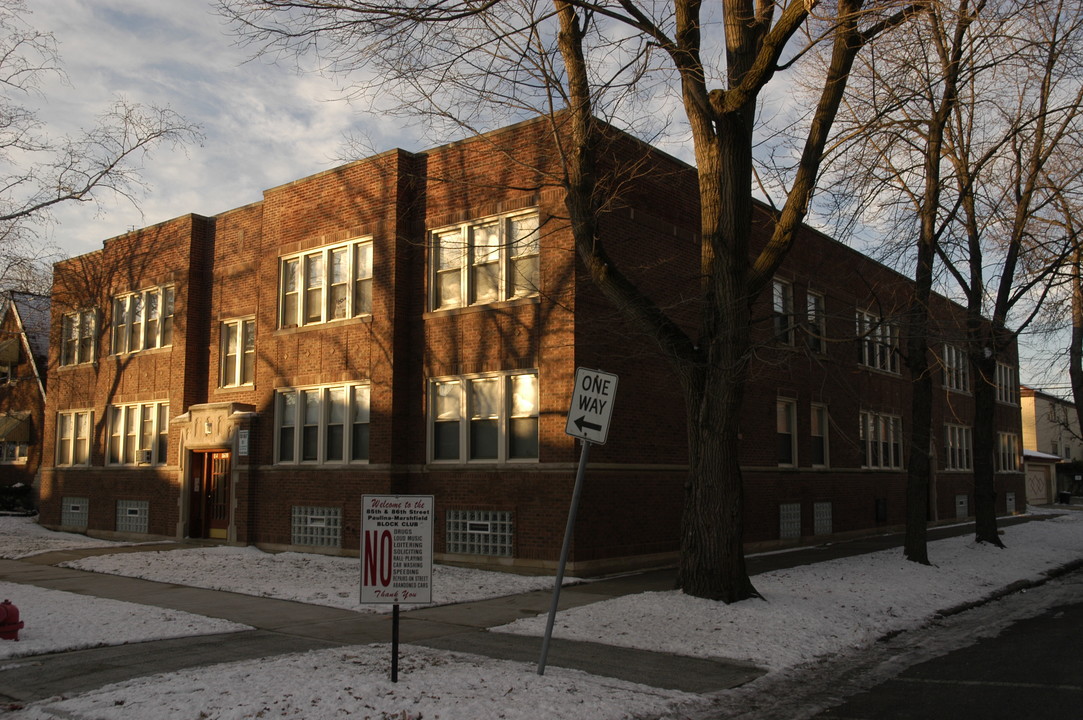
left=360, top=495, right=434, bottom=604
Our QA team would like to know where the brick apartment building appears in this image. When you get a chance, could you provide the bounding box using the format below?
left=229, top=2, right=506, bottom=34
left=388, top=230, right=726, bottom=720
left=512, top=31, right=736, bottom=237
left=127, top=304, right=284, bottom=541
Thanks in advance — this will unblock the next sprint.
left=0, top=292, right=50, bottom=505
left=36, top=117, right=1026, bottom=574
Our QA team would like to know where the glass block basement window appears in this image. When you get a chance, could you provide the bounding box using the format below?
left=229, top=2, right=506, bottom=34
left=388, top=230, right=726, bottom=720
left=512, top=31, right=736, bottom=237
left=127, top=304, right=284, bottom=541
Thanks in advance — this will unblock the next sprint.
left=116, top=500, right=149, bottom=534
left=446, top=509, right=513, bottom=557
left=779, top=502, right=801, bottom=540
left=291, top=506, right=342, bottom=548
left=61, top=497, right=89, bottom=528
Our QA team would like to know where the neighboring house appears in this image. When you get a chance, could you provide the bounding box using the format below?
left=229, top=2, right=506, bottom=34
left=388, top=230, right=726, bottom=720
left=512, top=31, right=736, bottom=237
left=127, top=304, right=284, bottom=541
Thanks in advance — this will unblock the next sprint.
left=1020, top=386, right=1081, bottom=503
left=37, top=117, right=1026, bottom=574
left=0, top=291, right=50, bottom=506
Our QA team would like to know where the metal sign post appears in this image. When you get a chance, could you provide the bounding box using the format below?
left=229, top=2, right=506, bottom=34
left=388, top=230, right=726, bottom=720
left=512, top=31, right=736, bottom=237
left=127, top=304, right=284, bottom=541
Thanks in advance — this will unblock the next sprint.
left=360, top=494, right=434, bottom=682
left=539, top=368, right=618, bottom=675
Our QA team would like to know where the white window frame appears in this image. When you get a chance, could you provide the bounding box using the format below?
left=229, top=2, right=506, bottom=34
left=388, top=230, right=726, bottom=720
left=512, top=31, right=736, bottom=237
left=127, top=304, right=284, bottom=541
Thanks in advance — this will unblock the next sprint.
left=0, top=441, right=28, bottom=464
left=859, top=411, right=903, bottom=470
left=998, top=432, right=1020, bottom=472
left=61, top=309, right=97, bottom=366
left=112, top=286, right=174, bottom=354
left=811, top=403, right=829, bottom=468
left=942, top=344, right=970, bottom=393
left=772, top=279, right=795, bottom=345
left=220, top=318, right=256, bottom=387
left=57, top=409, right=93, bottom=466
left=429, top=211, right=540, bottom=311
left=106, top=401, right=169, bottom=466
left=274, top=382, right=370, bottom=465
left=428, top=371, right=540, bottom=463
left=996, top=362, right=1019, bottom=405
left=856, top=310, right=900, bottom=374
left=806, top=291, right=826, bottom=353
left=278, top=238, right=373, bottom=329
left=777, top=398, right=796, bottom=466
left=944, top=424, right=973, bottom=471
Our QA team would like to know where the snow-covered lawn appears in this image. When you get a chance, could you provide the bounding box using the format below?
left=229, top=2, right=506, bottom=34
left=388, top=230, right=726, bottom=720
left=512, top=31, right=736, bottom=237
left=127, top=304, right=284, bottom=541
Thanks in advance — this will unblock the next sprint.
left=0, top=582, right=249, bottom=662
left=0, top=515, right=144, bottom=559
left=60, top=545, right=564, bottom=612
left=3, top=510, right=1083, bottom=719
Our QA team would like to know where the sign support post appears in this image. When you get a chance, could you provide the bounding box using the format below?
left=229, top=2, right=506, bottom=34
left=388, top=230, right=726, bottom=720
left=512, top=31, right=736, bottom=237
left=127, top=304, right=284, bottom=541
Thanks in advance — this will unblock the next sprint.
left=539, top=367, right=618, bottom=675
left=538, top=438, right=591, bottom=675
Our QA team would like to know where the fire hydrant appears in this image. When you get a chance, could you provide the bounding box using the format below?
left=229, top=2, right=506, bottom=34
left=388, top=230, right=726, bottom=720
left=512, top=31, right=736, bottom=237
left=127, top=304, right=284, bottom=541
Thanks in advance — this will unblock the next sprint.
left=0, top=599, right=23, bottom=641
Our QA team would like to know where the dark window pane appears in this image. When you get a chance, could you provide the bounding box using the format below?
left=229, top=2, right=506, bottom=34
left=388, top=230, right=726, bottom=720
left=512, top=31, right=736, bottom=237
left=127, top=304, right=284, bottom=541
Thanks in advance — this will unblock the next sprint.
left=352, top=423, right=370, bottom=461
left=434, top=421, right=459, bottom=460
left=509, top=417, right=538, bottom=459
left=279, top=427, right=294, bottom=462
left=471, top=419, right=498, bottom=459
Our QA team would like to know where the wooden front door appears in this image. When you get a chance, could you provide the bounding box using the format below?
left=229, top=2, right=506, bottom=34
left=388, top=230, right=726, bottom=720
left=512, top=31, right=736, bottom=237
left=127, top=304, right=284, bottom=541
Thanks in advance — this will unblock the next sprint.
left=190, top=450, right=231, bottom=539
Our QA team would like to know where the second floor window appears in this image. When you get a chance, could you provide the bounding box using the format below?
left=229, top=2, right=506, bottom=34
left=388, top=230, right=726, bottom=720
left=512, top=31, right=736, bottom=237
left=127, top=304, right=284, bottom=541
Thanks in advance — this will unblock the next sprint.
left=996, top=362, right=1018, bottom=405
left=942, top=344, right=970, bottom=392
left=777, top=398, right=796, bottom=465
left=57, top=409, right=92, bottom=466
left=807, top=292, right=826, bottom=353
left=113, top=286, right=174, bottom=354
left=280, top=239, right=373, bottom=329
left=61, top=309, right=97, bottom=366
left=221, top=319, right=255, bottom=387
left=431, top=212, right=540, bottom=311
left=772, top=280, right=794, bottom=345
left=944, top=424, right=972, bottom=471
left=856, top=310, right=900, bottom=373
left=107, top=401, right=169, bottom=466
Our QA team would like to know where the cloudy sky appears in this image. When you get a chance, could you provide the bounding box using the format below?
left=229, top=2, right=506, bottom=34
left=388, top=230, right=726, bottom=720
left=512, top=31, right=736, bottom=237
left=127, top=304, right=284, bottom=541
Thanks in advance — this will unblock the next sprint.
left=27, top=0, right=426, bottom=258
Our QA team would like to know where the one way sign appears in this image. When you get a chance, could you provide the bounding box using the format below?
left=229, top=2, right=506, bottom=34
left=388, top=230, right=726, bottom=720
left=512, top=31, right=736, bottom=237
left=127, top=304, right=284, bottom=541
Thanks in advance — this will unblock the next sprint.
left=565, top=367, right=618, bottom=444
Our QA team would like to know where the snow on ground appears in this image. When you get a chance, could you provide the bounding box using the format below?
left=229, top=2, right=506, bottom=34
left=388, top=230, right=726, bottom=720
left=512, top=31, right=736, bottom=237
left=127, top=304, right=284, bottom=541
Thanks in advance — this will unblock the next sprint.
left=60, top=545, right=564, bottom=612
left=0, top=516, right=143, bottom=559
left=3, top=510, right=1083, bottom=719
left=14, top=646, right=700, bottom=720
left=0, top=581, right=249, bottom=662
left=499, top=511, right=1083, bottom=670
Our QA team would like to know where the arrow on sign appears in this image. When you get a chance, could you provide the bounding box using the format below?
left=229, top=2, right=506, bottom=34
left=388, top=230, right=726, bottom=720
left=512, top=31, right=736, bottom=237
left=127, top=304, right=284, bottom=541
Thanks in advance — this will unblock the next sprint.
left=573, top=416, right=602, bottom=433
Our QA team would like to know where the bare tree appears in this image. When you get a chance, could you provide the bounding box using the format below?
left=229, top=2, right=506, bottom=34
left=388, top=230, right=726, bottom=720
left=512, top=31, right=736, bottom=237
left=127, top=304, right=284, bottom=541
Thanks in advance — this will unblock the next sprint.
left=219, top=0, right=917, bottom=602
left=823, top=0, right=1083, bottom=551
left=0, top=0, right=201, bottom=294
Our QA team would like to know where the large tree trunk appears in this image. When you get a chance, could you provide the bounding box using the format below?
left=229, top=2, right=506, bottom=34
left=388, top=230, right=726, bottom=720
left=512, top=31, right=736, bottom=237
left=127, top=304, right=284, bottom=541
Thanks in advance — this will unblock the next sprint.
left=1070, top=251, right=1083, bottom=437
left=971, top=347, right=1004, bottom=546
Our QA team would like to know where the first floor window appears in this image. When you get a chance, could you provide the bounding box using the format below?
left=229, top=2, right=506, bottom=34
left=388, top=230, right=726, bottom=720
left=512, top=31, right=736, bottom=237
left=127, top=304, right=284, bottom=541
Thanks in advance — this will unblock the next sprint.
left=275, top=383, right=370, bottom=464
left=811, top=404, right=829, bottom=467
left=107, top=402, right=169, bottom=465
left=220, top=318, right=255, bottom=387
left=777, top=398, right=796, bottom=465
left=860, top=411, right=903, bottom=470
left=57, top=410, right=93, bottom=466
left=998, top=433, right=1020, bottom=472
left=944, top=424, right=972, bottom=471
left=429, top=371, right=539, bottom=463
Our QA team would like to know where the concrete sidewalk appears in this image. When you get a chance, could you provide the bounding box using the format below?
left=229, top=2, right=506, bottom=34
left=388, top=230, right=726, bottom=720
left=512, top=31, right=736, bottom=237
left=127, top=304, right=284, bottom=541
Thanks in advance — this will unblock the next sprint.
left=0, top=514, right=1053, bottom=705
